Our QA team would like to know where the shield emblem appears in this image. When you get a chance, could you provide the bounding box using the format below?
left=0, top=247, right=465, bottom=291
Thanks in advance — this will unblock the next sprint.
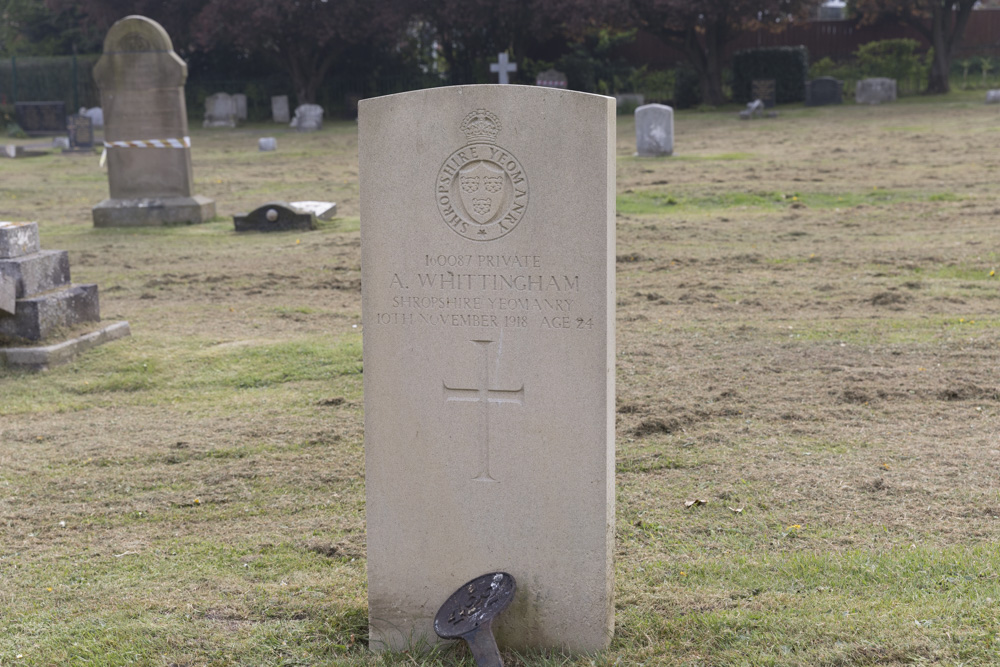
left=459, top=161, right=505, bottom=224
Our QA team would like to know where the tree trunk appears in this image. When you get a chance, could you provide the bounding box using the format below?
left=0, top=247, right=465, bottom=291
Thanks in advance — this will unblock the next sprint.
left=926, top=3, right=951, bottom=94
left=701, top=18, right=727, bottom=106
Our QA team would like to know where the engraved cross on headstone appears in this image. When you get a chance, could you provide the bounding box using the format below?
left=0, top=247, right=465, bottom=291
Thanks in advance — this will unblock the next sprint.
left=444, top=339, right=524, bottom=482
left=490, top=52, right=517, bottom=85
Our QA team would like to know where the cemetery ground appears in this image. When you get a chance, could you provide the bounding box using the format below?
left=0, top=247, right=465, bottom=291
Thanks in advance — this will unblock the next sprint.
left=1, top=92, right=1000, bottom=666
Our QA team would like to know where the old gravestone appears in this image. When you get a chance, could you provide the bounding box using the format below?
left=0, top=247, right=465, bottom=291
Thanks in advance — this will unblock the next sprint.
left=233, top=93, right=248, bottom=121
left=986, top=90, right=1000, bottom=104
left=91, top=15, right=215, bottom=227
left=856, top=77, right=897, bottom=105
left=66, top=114, right=95, bottom=150
left=806, top=77, right=843, bottom=106
left=271, top=95, right=290, bottom=123
left=360, top=86, right=615, bottom=654
left=203, top=92, right=238, bottom=128
left=290, top=104, right=323, bottom=131
left=635, top=103, right=673, bottom=157
left=233, top=203, right=315, bottom=232
left=752, top=79, right=776, bottom=108
left=535, top=69, right=567, bottom=89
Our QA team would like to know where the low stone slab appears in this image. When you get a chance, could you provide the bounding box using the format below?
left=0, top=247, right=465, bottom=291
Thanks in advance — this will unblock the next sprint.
left=289, top=200, right=337, bottom=220
left=0, top=222, right=40, bottom=258
left=986, top=90, right=1000, bottom=104
left=1, top=320, right=131, bottom=370
left=234, top=203, right=315, bottom=232
left=92, top=195, right=216, bottom=227
left=0, top=284, right=99, bottom=341
left=3, top=145, right=48, bottom=158
left=259, top=137, right=277, bottom=152
left=0, top=250, right=70, bottom=298
left=856, top=78, right=896, bottom=104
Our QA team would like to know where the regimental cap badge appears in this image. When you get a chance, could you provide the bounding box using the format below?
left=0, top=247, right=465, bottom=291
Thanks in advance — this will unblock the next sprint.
left=460, top=109, right=501, bottom=145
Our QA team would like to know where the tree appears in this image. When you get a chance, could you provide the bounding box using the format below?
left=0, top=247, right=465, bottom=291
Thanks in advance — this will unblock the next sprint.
left=850, top=0, right=977, bottom=94
left=2, top=0, right=101, bottom=55
left=629, top=0, right=820, bottom=105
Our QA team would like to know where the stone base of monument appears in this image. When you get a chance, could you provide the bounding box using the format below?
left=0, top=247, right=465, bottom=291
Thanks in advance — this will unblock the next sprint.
left=92, top=195, right=216, bottom=227
left=1, top=321, right=131, bottom=370
left=1, top=221, right=130, bottom=370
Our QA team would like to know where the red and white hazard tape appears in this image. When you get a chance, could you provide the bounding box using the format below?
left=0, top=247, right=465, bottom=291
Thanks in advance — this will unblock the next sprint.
left=103, top=136, right=191, bottom=148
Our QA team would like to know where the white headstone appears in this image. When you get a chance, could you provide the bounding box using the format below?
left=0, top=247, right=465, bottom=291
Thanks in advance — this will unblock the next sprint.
left=204, top=92, right=238, bottom=127
left=856, top=78, right=897, bottom=105
left=986, top=90, right=1000, bottom=104
left=289, top=104, right=323, bottom=131
left=271, top=95, right=290, bottom=123
left=635, top=103, right=673, bottom=157
left=289, top=200, right=336, bottom=220
left=489, top=52, right=517, bottom=84
left=258, top=137, right=277, bottom=152
left=359, top=86, right=616, bottom=655
left=233, top=93, right=247, bottom=120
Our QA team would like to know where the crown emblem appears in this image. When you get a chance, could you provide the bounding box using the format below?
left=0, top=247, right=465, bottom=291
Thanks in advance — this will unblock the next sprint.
left=460, top=109, right=501, bottom=144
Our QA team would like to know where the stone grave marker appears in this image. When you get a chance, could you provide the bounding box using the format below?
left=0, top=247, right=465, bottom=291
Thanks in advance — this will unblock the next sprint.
left=289, top=200, right=336, bottom=220
left=290, top=104, right=323, bottom=131
left=635, top=103, right=673, bottom=157
left=79, top=106, right=104, bottom=128
left=752, top=79, right=776, bottom=108
left=258, top=137, right=277, bottom=152
left=535, top=69, right=567, bottom=88
left=204, top=92, right=238, bottom=127
left=272, top=95, right=290, bottom=123
left=91, top=15, right=215, bottom=226
left=986, top=90, right=1000, bottom=104
left=15, top=102, right=66, bottom=135
left=806, top=77, right=843, bottom=106
left=233, top=93, right=248, bottom=121
left=856, top=78, right=897, bottom=104
left=0, top=221, right=130, bottom=369
left=489, top=52, right=517, bottom=84
left=67, top=114, right=95, bottom=150
left=359, top=86, right=616, bottom=655
left=233, top=203, right=315, bottom=232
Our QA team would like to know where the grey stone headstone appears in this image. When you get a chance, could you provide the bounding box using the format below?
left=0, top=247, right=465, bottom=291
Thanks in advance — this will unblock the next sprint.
left=535, top=69, right=568, bottom=88
left=52, top=137, right=71, bottom=150
left=806, top=77, right=843, bottom=106
left=635, top=103, right=673, bottom=157
left=986, top=90, right=1000, bottom=104
left=752, top=79, right=776, bottom=108
left=271, top=95, right=290, bottom=123
left=91, top=15, right=214, bottom=226
left=258, top=137, right=277, bottom=152
left=67, top=114, right=95, bottom=149
left=0, top=222, right=40, bottom=259
left=233, top=93, right=248, bottom=120
left=856, top=78, right=897, bottom=105
left=204, top=92, right=238, bottom=127
left=290, top=104, right=323, bottom=131
left=0, top=274, right=14, bottom=315
left=233, top=203, right=316, bottom=232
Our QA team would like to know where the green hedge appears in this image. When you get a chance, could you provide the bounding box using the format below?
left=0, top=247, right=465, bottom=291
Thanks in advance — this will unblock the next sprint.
left=732, top=46, right=808, bottom=104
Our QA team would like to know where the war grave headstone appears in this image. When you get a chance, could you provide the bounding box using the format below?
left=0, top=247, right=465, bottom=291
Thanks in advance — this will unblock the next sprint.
left=806, top=77, right=843, bottom=106
left=233, top=93, right=248, bottom=121
left=0, top=221, right=130, bottom=369
left=360, top=86, right=616, bottom=655
left=91, top=15, right=215, bottom=227
left=15, top=101, right=67, bottom=135
left=204, top=92, right=238, bottom=127
left=290, top=104, right=323, bottom=131
left=752, top=79, right=777, bottom=108
left=490, top=52, right=517, bottom=84
left=66, top=114, right=95, bottom=151
left=986, top=90, right=1000, bottom=104
left=635, top=103, right=673, bottom=157
left=233, top=203, right=315, bottom=232
left=856, top=78, right=896, bottom=104
left=535, top=69, right=567, bottom=89
left=272, top=95, right=290, bottom=123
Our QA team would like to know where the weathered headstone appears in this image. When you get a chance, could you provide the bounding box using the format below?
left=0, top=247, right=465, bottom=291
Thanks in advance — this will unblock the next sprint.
left=535, top=69, right=567, bottom=89
left=489, top=52, right=517, bottom=84
left=806, top=77, right=843, bottom=106
left=635, top=103, right=673, bottom=157
left=15, top=102, right=66, bottom=135
left=359, top=86, right=616, bottom=655
left=233, top=203, right=315, bottom=232
left=258, top=137, right=277, bottom=152
left=233, top=93, right=248, bottom=121
left=856, top=78, right=897, bottom=105
left=271, top=95, right=290, bottom=123
left=290, top=104, right=323, bottom=131
left=0, top=221, right=130, bottom=369
left=986, top=90, right=1000, bottom=104
left=91, top=15, right=215, bottom=226
left=203, top=92, right=238, bottom=128
left=752, top=79, right=777, bottom=108
left=67, top=114, right=95, bottom=150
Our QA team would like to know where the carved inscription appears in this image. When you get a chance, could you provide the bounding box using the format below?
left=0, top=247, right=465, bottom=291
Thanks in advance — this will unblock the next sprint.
left=436, top=110, right=528, bottom=241
left=444, top=339, right=524, bottom=482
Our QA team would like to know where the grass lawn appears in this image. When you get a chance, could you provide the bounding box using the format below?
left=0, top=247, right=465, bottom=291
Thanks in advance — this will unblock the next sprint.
left=1, top=91, right=1000, bottom=665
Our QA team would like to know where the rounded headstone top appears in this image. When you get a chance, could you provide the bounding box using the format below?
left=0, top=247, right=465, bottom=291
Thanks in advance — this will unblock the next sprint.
left=102, top=15, right=174, bottom=54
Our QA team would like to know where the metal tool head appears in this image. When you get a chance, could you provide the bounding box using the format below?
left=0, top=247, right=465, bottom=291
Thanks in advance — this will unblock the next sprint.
left=434, top=572, right=517, bottom=639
